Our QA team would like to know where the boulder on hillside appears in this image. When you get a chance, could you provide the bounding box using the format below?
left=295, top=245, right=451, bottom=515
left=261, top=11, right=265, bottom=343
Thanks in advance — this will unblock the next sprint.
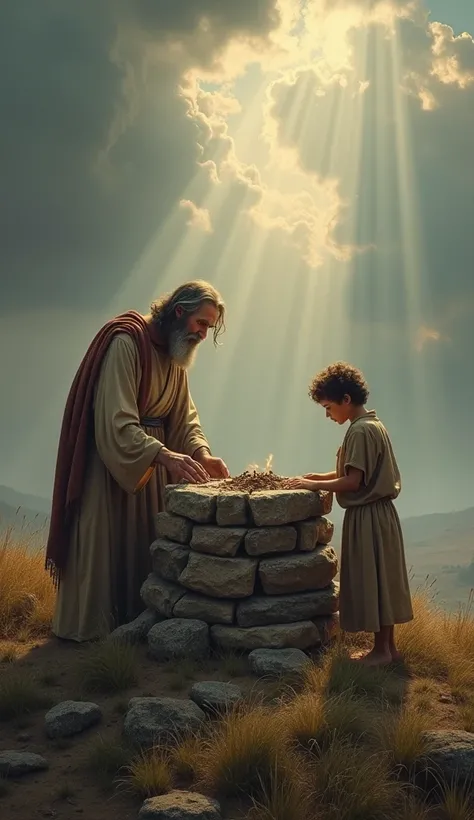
left=123, top=697, right=205, bottom=748
left=139, top=791, right=221, bottom=819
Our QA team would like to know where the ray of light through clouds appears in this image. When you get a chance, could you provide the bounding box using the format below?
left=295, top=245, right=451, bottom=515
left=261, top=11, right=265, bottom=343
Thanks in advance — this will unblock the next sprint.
left=1, top=0, right=474, bottom=516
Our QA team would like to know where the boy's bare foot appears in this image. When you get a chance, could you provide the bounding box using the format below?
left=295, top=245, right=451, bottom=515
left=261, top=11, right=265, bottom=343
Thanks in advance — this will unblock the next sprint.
left=353, top=649, right=392, bottom=666
left=390, top=649, right=403, bottom=663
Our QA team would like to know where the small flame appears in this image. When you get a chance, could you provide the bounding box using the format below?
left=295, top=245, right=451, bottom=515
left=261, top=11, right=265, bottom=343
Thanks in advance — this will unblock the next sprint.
left=246, top=454, right=274, bottom=474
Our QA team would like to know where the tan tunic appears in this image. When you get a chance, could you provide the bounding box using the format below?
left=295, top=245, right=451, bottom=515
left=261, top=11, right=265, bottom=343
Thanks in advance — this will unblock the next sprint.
left=52, top=333, right=209, bottom=642
left=336, top=410, right=413, bottom=633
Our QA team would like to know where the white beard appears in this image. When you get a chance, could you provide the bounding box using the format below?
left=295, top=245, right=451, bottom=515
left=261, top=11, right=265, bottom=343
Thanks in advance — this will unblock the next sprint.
left=168, top=326, right=200, bottom=369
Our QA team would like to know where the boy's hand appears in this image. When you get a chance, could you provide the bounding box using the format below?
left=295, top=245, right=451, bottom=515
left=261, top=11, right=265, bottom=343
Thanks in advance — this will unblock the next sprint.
left=286, top=477, right=316, bottom=491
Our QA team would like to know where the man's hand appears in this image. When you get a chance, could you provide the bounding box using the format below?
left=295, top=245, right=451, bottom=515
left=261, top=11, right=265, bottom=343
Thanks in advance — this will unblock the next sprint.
left=194, top=450, right=230, bottom=479
left=285, top=476, right=318, bottom=491
left=156, top=447, right=211, bottom=484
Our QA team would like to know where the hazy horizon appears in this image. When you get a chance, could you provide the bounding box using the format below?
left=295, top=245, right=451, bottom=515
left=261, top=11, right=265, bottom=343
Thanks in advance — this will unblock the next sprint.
left=1, top=0, right=473, bottom=520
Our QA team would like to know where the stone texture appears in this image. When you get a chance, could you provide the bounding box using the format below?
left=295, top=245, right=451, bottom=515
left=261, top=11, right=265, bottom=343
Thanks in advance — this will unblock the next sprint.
left=179, top=553, right=257, bottom=599
left=45, top=700, right=102, bottom=739
left=216, top=492, right=249, bottom=526
left=123, top=697, right=205, bottom=748
left=155, top=511, right=192, bottom=545
left=248, top=648, right=310, bottom=678
left=150, top=539, right=190, bottom=582
left=420, top=730, right=474, bottom=785
left=173, top=592, right=235, bottom=625
left=259, top=546, right=338, bottom=595
left=139, top=791, right=221, bottom=820
left=244, top=526, right=297, bottom=557
left=148, top=619, right=210, bottom=662
left=314, top=613, right=340, bottom=644
left=167, top=487, right=218, bottom=523
left=140, top=573, right=185, bottom=617
left=189, top=681, right=242, bottom=713
left=190, top=525, right=247, bottom=557
left=296, top=517, right=334, bottom=551
left=248, top=489, right=331, bottom=527
left=236, top=583, right=340, bottom=627
left=211, top=621, right=321, bottom=652
left=0, top=751, right=49, bottom=778
left=315, top=517, right=334, bottom=546
left=108, top=609, right=161, bottom=644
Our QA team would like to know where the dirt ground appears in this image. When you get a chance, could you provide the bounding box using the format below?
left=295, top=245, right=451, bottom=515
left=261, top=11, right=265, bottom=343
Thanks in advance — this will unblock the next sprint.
left=0, top=636, right=468, bottom=820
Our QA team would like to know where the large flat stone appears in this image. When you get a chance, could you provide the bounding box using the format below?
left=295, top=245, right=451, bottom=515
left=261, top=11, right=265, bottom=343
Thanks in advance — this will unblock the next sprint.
left=0, top=751, right=49, bottom=778
left=148, top=619, right=210, bottom=662
left=216, top=492, right=250, bottom=526
left=210, top=621, right=321, bottom=652
left=139, top=791, right=221, bottom=820
left=173, top=592, right=235, bottom=625
left=150, top=539, right=190, bottom=582
left=248, top=648, right=310, bottom=678
left=124, top=697, right=205, bottom=748
left=420, top=730, right=474, bottom=786
left=259, top=546, right=338, bottom=594
left=154, top=511, right=192, bottom=545
left=248, top=490, right=332, bottom=526
left=179, top=553, right=257, bottom=599
left=45, top=700, right=102, bottom=738
left=236, top=583, right=340, bottom=627
left=108, top=609, right=161, bottom=645
left=166, top=486, right=218, bottom=523
left=190, top=525, right=247, bottom=557
left=244, top=526, right=297, bottom=556
left=140, top=573, right=185, bottom=617
left=189, top=681, right=242, bottom=713
left=296, top=517, right=334, bottom=551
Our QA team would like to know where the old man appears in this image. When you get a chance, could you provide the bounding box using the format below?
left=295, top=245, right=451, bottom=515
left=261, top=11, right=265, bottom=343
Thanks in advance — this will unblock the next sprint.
left=46, top=280, right=229, bottom=642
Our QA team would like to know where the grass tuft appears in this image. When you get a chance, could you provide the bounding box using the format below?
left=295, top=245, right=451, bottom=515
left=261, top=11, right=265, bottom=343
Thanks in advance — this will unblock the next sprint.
left=120, top=748, right=173, bottom=798
left=0, top=669, right=51, bottom=721
left=76, top=640, right=138, bottom=693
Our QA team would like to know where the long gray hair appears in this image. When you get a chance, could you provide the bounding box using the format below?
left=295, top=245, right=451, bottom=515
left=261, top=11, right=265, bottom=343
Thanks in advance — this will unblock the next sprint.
left=150, top=280, right=226, bottom=345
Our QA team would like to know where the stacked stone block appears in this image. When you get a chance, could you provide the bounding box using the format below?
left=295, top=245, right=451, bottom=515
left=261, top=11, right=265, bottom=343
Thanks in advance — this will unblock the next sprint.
left=140, top=483, right=339, bottom=652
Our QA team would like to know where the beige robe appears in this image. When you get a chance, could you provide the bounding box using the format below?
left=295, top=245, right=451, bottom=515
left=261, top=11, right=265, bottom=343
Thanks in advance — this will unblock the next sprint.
left=52, top=333, right=209, bottom=642
left=336, top=410, right=413, bottom=634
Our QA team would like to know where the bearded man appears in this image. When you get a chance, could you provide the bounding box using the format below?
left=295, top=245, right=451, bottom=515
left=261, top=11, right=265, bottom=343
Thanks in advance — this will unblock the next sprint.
left=46, top=280, right=229, bottom=642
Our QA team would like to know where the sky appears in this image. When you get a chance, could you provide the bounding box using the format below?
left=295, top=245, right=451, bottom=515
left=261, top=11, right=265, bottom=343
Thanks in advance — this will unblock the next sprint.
left=1, top=0, right=473, bottom=519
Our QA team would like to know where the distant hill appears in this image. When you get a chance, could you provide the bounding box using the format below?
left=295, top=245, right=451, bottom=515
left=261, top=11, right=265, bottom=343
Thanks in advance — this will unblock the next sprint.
left=0, top=485, right=50, bottom=534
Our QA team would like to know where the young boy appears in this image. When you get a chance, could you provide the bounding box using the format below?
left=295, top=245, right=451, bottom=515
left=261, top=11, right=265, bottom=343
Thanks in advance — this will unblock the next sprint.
left=287, top=361, right=413, bottom=666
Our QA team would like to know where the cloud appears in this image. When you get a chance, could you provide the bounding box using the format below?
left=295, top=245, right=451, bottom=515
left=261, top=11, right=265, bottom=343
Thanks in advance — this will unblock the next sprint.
left=264, top=10, right=474, bottom=325
left=0, top=0, right=284, bottom=315
left=414, top=324, right=446, bottom=352
left=179, top=199, right=213, bottom=232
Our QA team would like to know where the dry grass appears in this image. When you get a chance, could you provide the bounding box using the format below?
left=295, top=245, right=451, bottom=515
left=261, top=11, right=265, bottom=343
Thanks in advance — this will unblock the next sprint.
left=437, top=777, right=474, bottom=820
left=306, top=645, right=405, bottom=706
left=311, top=736, right=405, bottom=819
left=0, top=668, right=51, bottom=721
left=120, top=748, right=173, bottom=799
left=1, top=528, right=474, bottom=819
left=0, top=523, right=55, bottom=640
left=85, top=734, right=132, bottom=789
left=169, top=734, right=202, bottom=783
left=377, top=707, right=432, bottom=775
left=76, top=640, right=138, bottom=694
left=196, top=704, right=287, bottom=800
left=278, top=688, right=374, bottom=754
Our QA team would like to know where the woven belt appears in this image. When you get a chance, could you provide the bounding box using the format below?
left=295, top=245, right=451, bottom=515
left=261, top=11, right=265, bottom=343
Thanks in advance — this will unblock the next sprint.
left=140, top=416, right=164, bottom=428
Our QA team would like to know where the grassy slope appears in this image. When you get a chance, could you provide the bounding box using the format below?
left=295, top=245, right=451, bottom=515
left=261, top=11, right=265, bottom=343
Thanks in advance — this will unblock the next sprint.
left=1, top=527, right=474, bottom=819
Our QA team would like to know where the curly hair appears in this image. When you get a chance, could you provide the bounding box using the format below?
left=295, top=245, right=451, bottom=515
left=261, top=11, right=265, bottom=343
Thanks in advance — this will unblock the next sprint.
left=309, top=361, right=369, bottom=405
left=150, top=279, right=226, bottom=345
